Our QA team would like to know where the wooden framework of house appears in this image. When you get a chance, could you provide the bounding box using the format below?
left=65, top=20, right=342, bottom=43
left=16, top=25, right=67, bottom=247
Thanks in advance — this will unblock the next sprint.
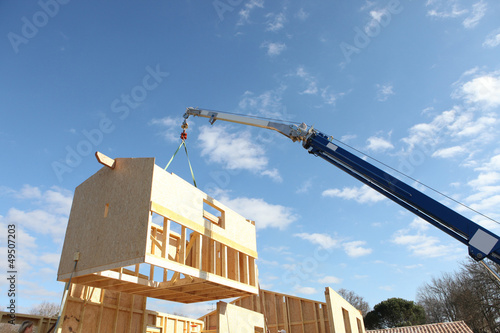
left=52, top=153, right=367, bottom=333
left=199, top=287, right=366, bottom=333
left=0, top=311, right=57, bottom=332
left=202, top=302, right=266, bottom=333
left=54, top=283, right=203, bottom=333
left=57, top=153, right=259, bottom=304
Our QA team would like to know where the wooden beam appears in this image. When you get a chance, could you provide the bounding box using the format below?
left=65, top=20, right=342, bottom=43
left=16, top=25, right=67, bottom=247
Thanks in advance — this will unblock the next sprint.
left=95, top=151, right=116, bottom=169
left=151, top=201, right=258, bottom=259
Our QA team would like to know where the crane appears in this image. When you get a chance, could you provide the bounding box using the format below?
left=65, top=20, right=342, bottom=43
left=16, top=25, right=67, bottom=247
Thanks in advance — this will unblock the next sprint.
left=182, top=107, right=500, bottom=268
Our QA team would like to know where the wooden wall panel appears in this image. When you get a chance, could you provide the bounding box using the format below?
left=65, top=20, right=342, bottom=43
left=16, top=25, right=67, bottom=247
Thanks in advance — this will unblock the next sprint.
left=58, top=157, right=155, bottom=279
left=231, top=289, right=330, bottom=333
left=58, top=154, right=259, bottom=303
left=325, top=287, right=365, bottom=333
left=0, top=311, right=57, bottom=332
left=56, top=283, right=147, bottom=333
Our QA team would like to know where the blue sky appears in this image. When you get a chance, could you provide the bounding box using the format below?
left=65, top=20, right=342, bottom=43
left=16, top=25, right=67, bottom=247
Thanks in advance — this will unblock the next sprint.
left=1, top=0, right=500, bottom=319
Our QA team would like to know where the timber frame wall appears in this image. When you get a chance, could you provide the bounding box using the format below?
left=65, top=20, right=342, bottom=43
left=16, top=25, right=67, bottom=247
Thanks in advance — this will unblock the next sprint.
left=200, top=288, right=366, bottom=333
left=57, top=154, right=259, bottom=303
left=202, top=301, right=266, bottom=333
left=231, top=289, right=330, bottom=333
left=0, top=311, right=57, bottom=332
left=55, top=283, right=203, bottom=333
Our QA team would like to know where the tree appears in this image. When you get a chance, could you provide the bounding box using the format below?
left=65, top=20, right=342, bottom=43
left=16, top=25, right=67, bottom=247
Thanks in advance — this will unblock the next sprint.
left=364, top=298, right=426, bottom=329
left=417, top=258, right=500, bottom=333
left=29, top=301, right=60, bottom=317
left=337, top=288, right=370, bottom=317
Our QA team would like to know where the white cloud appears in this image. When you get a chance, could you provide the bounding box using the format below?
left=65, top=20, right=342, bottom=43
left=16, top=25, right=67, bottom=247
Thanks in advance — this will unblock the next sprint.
left=39, top=253, right=61, bottom=266
left=150, top=116, right=185, bottom=142
left=392, top=218, right=460, bottom=258
left=0, top=186, right=72, bottom=244
left=295, top=8, right=309, bottom=21
left=237, top=0, right=264, bottom=25
left=379, top=285, right=394, bottom=291
left=450, top=115, right=497, bottom=137
left=296, top=179, right=313, bottom=194
left=266, top=12, right=286, bottom=32
left=5, top=208, right=68, bottom=244
left=376, top=84, right=395, bottom=102
left=366, top=136, right=394, bottom=152
left=483, top=28, right=500, bottom=48
left=296, top=66, right=319, bottom=95
left=409, top=217, right=430, bottom=231
left=477, top=154, right=500, bottom=171
left=341, top=134, right=357, bottom=142
left=260, top=168, right=282, bottom=182
left=343, top=241, right=373, bottom=257
left=16, top=184, right=42, bottom=199
left=426, top=0, right=468, bottom=18
left=392, top=231, right=457, bottom=258
left=238, top=86, right=289, bottom=119
left=294, top=286, right=317, bottom=295
left=294, top=233, right=372, bottom=258
left=402, top=108, right=457, bottom=151
left=322, top=185, right=385, bottom=204
left=365, top=9, right=390, bottom=35
left=261, top=41, right=286, bottom=56
left=318, top=276, right=343, bottom=284
left=432, top=145, right=466, bottom=158
left=459, top=73, right=500, bottom=108
left=462, top=1, right=486, bottom=28
left=199, top=125, right=282, bottom=181
left=468, top=172, right=500, bottom=188
left=361, top=1, right=376, bottom=11
left=294, top=233, right=340, bottom=249
left=321, top=87, right=344, bottom=105
left=220, top=196, right=298, bottom=230
left=292, top=67, right=345, bottom=105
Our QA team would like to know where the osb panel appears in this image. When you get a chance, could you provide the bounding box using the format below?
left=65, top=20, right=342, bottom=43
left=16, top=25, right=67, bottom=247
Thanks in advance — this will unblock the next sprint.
left=0, top=311, right=57, bottom=332
left=325, top=287, right=365, bottom=333
left=151, top=165, right=257, bottom=253
left=103, top=290, right=119, bottom=307
left=58, top=158, right=155, bottom=279
left=232, top=289, right=331, bottom=333
left=101, top=308, right=117, bottom=332
left=60, top=301, right=83, bottom=332
left=57, top=284, right=147, bottom=333
left=218, top=302, right=265, bottom=333
left=81, top=304, right=100, bottom=333
left=116, top=310, right=131, bottom=332
left=146, top=311, right=203, bottom=333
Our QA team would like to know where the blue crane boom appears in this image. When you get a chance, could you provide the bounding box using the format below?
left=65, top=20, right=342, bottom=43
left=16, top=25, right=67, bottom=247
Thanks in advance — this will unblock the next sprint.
left=183, top=107, right=500, bottom=266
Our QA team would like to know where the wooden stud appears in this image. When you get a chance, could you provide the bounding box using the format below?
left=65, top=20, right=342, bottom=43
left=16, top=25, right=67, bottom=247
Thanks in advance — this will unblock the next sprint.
left=180, top=226, right=187, bottom=265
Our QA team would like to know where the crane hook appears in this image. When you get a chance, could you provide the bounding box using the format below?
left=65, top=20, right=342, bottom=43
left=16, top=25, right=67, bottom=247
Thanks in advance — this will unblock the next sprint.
left=180, top=120, right=188, bottom=140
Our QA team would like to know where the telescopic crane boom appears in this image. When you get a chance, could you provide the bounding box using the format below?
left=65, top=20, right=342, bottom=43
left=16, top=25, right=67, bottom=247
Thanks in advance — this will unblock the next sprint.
left=183, top=107, right=500, bottom=266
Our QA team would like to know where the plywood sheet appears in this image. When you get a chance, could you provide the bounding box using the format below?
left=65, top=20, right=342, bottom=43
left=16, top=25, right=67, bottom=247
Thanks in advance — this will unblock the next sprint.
left=229, top=289, right=331, bottom=333
left=212, top=302, right=265, bottom=333
left=56, top=283, right=147, bottom=333
left=325, top=287, right=365, bottom=333
left=58, top=157, right=155, bottom=279
left=0, top=311, right=57, bottom=332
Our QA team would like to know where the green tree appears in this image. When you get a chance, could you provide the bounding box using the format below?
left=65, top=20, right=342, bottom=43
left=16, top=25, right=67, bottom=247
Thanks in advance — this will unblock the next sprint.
left=364, top=297, right=426, bottom=329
